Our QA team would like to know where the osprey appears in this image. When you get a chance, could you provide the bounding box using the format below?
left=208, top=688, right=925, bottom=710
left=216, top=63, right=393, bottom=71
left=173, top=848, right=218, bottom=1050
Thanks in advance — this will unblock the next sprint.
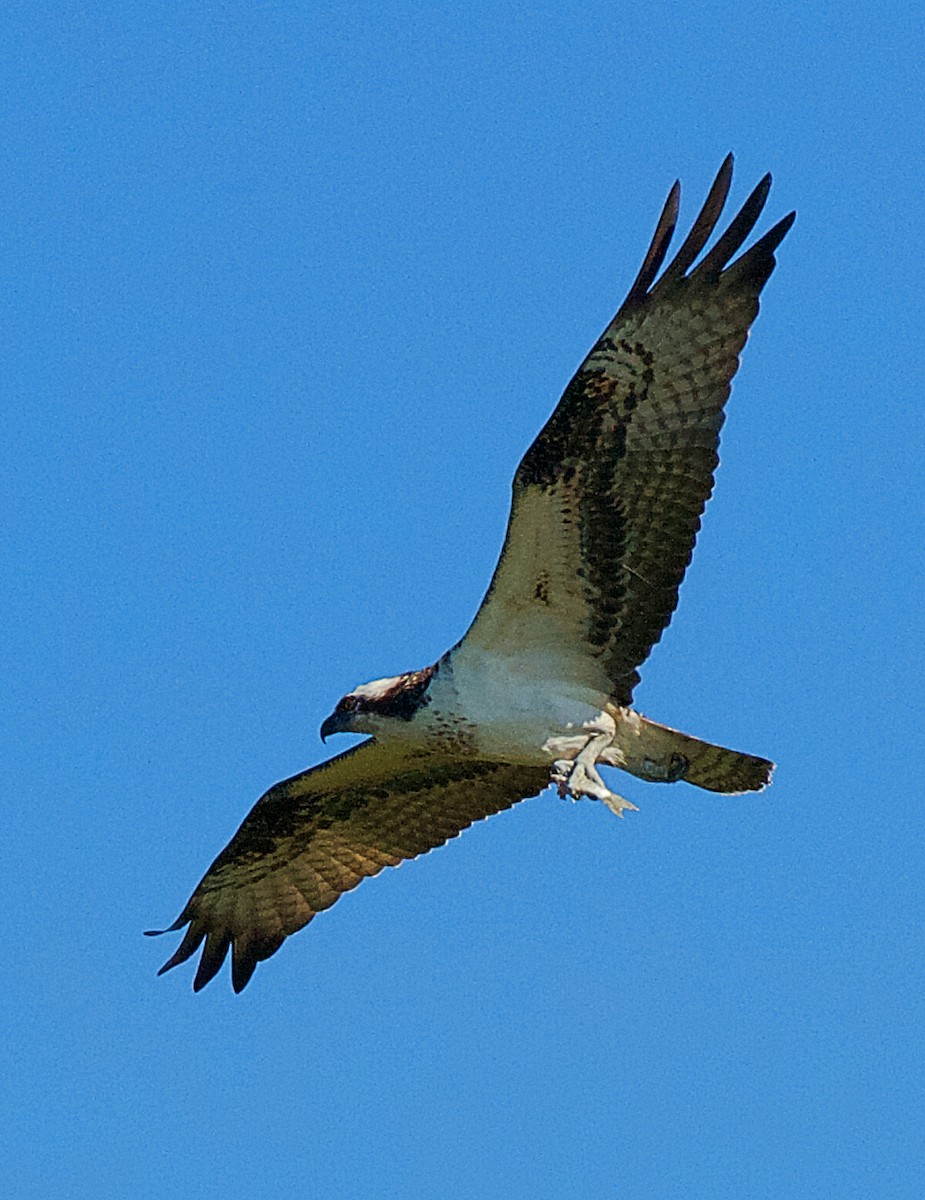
left=149, top=156, right=794, bottom=992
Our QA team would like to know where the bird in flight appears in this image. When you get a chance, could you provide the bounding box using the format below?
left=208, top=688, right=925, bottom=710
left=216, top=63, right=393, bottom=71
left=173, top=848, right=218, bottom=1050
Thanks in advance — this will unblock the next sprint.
left=148, top=155, right=794, bottom=992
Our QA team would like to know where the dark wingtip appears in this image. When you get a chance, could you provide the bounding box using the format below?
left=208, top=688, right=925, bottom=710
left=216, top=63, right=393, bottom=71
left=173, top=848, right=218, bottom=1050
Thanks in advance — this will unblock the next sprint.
left=152, top=919, right=205, bottom=978
left=231, top=954, right=258, bottom=994
left=150, top=913, right=290, bottom=992
left=725, top=209, right=796, bottom=288
left=145, top=912, right=188, bottom=937
left=718, top=153, right=735, bottom=190
left=232, top=934, right=285, bottom=992
left=616, top=178, right=680, bottom=318
left=191, top=932, right=232, bottom=992
left=157, top=945, right=192, bottom=976
left=761, top=209, right=796, bottom=253
left=694, top=172, right=773, bottom=279
left=653, top=155, right=736, bottom=290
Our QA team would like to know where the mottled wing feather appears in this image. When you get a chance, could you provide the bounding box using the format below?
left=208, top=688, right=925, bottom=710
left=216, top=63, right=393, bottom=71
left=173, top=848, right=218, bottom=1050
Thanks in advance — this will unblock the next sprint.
left=148, top=741, right=550, bottom=992
left=459, top=158, right=794, bottom=705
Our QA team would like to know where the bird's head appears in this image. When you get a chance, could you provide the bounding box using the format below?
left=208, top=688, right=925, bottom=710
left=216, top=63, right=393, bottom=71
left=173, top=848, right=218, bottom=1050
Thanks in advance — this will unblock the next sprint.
left=320, top=665, right=437, bottom=741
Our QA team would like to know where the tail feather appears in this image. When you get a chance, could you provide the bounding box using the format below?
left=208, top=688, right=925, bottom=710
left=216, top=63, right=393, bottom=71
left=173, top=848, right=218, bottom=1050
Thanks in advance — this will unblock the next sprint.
left=602, top=710, right=774, bottom=794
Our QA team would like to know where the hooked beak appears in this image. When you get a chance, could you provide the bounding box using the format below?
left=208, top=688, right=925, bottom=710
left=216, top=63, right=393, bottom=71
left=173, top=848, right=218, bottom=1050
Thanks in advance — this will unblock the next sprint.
left=319, top=712, right=342, bottom=743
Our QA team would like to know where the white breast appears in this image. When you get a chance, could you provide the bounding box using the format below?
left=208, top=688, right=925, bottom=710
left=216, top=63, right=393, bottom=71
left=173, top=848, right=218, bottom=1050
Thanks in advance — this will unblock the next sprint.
left=428, top=645, right=610, bottom=764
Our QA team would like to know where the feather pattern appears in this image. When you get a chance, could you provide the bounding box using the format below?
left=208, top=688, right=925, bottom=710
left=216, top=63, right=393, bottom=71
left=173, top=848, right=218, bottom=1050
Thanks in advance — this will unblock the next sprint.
left=459, top=160, right=794, bottom=705
left=148, top=742, right=549, bottom=991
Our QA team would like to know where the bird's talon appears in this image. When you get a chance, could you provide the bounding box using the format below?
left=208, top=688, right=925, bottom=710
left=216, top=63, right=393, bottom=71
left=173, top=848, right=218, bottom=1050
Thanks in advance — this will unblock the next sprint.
left=549, top=757, right=637, bottom=816
left=550, top=759, right=573, bottom=799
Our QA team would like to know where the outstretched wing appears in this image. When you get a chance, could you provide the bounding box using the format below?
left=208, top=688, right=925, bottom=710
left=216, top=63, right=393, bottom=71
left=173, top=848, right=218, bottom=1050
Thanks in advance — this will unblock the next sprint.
left=456, top=155, right=794, bottom=705
left=147, top=741, right=550, bottom=992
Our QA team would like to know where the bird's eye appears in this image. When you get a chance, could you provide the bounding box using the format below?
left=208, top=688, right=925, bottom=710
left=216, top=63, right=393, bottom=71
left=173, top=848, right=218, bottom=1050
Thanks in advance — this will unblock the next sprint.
left=337, top=695, right=360, bottom=713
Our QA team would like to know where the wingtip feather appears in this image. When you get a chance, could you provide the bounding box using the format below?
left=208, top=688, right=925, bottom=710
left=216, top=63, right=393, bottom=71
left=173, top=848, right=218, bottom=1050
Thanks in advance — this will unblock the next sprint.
left=192, top=931, right=232, bottom=992
left=654, top=155, right=735, bottom=288
left=694, top=173, right=773, bottom=279
left=617, top=157, right=790, bottom=315
left=231, top=943, right=260, bottom=993
left=231, top=960, right=257, bottom=994
left=152, top=919, right=204, bottom=976
left=760, top=210, right=796, bottom=254
left=144, top=917, right=185, bottom=938
left=617, top=178, right=680, bottom=315
left=725, top=210, right=796, bottom=288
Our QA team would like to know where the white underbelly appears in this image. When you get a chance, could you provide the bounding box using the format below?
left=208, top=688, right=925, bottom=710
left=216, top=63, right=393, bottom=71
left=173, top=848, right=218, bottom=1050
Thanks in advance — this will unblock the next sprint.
left=432, top=647, right=610, bottom=763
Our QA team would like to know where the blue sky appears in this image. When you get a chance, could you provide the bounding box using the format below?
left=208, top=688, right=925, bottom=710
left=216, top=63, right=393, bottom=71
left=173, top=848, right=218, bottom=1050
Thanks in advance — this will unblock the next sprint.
left=4, top=3, right=923, bottom=1197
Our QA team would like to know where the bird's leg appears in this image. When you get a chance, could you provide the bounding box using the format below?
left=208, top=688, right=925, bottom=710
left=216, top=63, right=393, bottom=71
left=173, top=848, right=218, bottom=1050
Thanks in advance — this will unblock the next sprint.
left=544, top=713, right=638, bottom=818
